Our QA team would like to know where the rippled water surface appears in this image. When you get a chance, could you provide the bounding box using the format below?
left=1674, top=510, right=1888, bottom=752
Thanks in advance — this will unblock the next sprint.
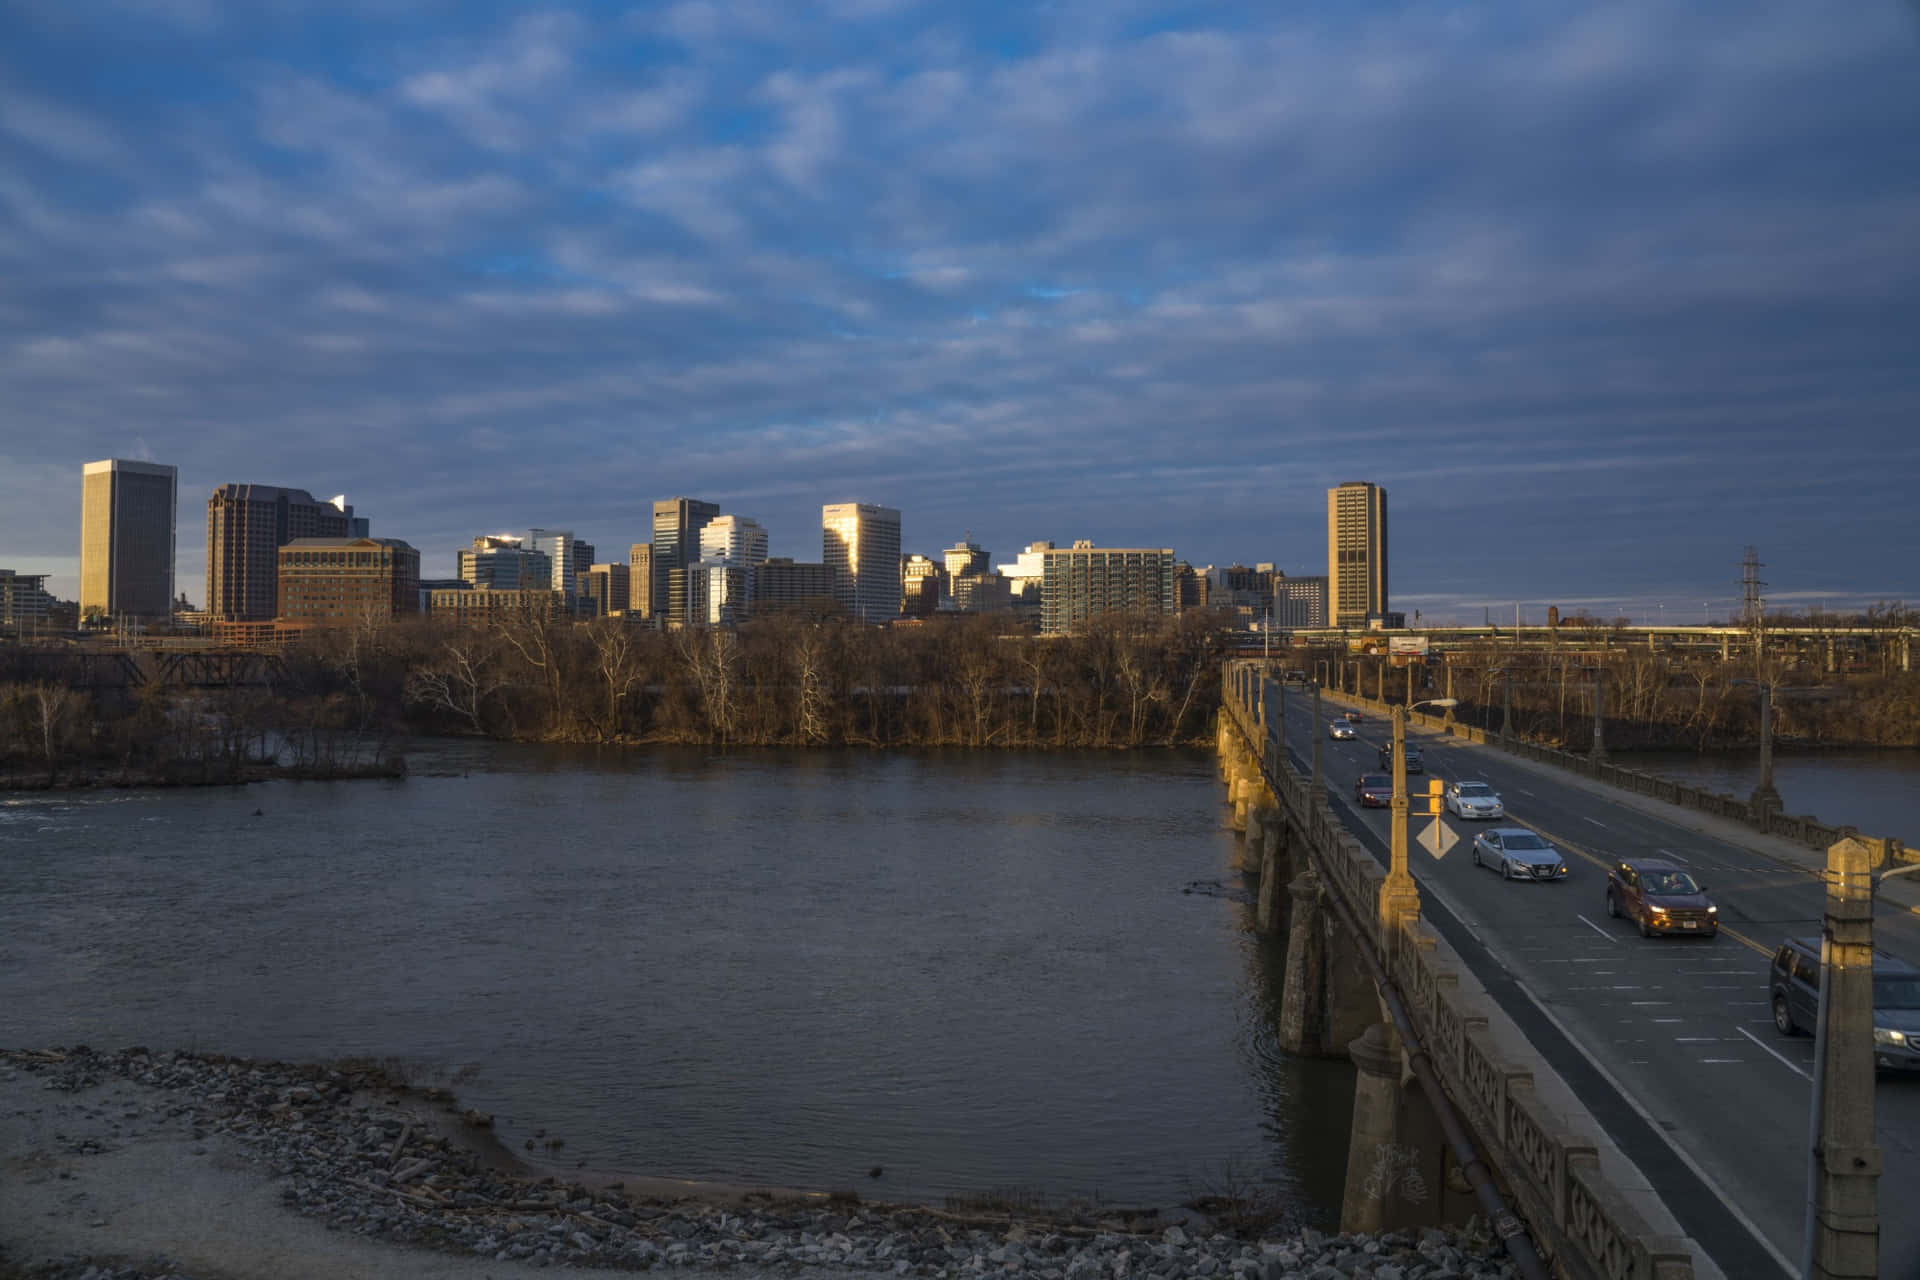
left=0, top=743, right=1354, bottom=1212
left=1625, top=748, right=1920, bottom=846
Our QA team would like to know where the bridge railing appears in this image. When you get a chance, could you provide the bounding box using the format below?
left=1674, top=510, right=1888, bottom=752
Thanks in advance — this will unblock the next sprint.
left=1331, top=688, right=1914, bottom=870
left=1220, top=663, right=1696, bottom=1280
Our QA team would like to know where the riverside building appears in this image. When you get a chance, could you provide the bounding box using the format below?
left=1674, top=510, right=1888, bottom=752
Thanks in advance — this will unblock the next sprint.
left=1038, top=542, right=1177, bottom=635
left=652, top=498, right=720, bottom=621
left=458, top=536, right=552, bottom=592
left=80, top=459, right=178, bottom=622
left=276, top=537, right=421, bottom=625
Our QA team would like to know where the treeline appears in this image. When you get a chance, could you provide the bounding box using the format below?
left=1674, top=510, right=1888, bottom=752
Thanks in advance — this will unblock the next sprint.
left=1328, top=641, right=1920, bottom=751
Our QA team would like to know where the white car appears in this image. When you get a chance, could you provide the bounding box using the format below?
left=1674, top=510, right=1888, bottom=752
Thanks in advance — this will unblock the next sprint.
left=1445, top=780, right=1504, bottom=820
left=1329, top=721, right=1356, bottom=740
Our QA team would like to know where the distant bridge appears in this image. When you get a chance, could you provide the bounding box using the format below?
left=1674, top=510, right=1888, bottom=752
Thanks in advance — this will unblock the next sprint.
left=0, top=646, right=285, bottom=690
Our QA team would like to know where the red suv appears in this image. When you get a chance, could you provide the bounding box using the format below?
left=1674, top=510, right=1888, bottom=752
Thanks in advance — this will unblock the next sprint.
left=1606, top=858, right=1717, bottom=938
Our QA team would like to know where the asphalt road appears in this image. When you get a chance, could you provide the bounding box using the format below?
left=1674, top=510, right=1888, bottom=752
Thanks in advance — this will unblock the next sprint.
left=1279, top=703, right=1920, bottom=1280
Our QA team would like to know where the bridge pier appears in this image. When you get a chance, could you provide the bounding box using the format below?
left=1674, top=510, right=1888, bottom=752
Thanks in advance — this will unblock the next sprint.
left=1340, top=1022, right=1404, bottom=1234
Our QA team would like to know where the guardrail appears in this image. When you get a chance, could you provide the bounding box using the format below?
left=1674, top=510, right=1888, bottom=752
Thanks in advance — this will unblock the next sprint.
left=1220, top=662, right=1696, bottom=1280
left=1330, top=689, right=1915, bottom=871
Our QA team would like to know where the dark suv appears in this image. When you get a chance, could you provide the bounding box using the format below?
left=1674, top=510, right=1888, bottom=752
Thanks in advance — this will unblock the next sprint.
left=1376, top=743, right=1423, bottom=773
left=1769, top=937, right=1920, bottom=1071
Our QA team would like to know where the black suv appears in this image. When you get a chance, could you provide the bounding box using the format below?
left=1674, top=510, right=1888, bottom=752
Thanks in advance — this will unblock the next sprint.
left=1376, top=743, right=1423, bottom=773
left=1769, top=937, right=1920, bottom=1071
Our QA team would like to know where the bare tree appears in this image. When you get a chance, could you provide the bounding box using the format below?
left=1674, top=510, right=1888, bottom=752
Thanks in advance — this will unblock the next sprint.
left=28, top=683, right=83, bottom=783
left=406, top=634, right=507, bottom=735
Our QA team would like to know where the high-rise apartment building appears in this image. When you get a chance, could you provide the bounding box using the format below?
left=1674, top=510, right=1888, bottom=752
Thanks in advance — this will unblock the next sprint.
left=1039, top=542, right=1177, bottom=635
left=823, top=503, right=902, bottom=624
left=652, top=498, right=720, bottom=620
left=80, top=459, right=177, bottom=620
left=458, top=536, right=552, bottom=591
left=1327, top=481, right=1388, bottom=626
left=206, top=484, right=354, bottom=621
left=277, top=537, right=421, bottom=625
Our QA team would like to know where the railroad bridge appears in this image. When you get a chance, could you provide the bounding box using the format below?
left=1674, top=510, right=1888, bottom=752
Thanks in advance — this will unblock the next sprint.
left=1216, top=661, right=1699, bottom=1280
left=0, top=646, right=285, bottom=690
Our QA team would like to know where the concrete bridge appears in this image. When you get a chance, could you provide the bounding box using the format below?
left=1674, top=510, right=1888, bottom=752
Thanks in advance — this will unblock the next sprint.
left=1215, top=660, right=1704, bottom=1280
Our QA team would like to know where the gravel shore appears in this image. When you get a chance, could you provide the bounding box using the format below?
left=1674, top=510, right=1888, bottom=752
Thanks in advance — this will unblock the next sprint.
left=1, top=1047, right=1518, bottom=1280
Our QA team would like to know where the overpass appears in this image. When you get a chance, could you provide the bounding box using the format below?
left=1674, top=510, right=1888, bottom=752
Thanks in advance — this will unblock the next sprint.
left=1221, top=662, right=1918, bottom=1278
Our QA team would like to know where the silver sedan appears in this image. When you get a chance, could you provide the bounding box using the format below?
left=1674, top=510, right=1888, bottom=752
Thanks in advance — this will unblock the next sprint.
left=1470, top=828, right=1568, bottom=881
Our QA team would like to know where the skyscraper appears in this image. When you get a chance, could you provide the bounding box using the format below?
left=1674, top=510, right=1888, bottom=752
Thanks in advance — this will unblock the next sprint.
left=80, top=459, right=177, bottom=620
left=652, top=498, right=720, bottom=620
left=823, top=502, right=902, bottom=624
left=1327, top=481, right=1388, bottom=626
left=628, top=543, right=655, bottom=620
left=206, top=485, right=355, bottom=621
left=527, top=529, right=594, bottom=604
left=458, top=536, right=552, bottom=591
left=1038, top=542, right=1176, bottom=635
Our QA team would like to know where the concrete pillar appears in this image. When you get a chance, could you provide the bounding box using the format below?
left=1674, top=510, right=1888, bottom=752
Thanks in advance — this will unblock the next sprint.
left=1590, top=668, right=1608, bottom=763
left=1340, top=1022, right=1404, bottom=1235
left=1809, top=837, right=1882, bottom=1280
left=1751, top=681, right=1782, bottom=818
left=1277, top=870, right=1327, bottom=1055
left=1256, top=817, right=1291, bottom=931
left=1827, top=637, right=1836, bottom=675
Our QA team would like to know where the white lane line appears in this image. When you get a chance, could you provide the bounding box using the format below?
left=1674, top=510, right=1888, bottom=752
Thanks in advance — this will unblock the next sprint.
left=1656, top=848, right=1690, bottom=865
left=1675, top=1037, right=1719, bottom=1042
left=1631, top=1001, right=1673, bottom=1006
left=1700, top=1058, right=1746, bottom=1064
left=1515, top=787, right=1536, bottom=797
left=1653, top=1018, right=1684, bottom=1023
left=1576, top=914, right=1618, bottom=942
left=1584, top=816, right=1608, bottom=829
left=1738, top=1027, right=1812, bottom=1080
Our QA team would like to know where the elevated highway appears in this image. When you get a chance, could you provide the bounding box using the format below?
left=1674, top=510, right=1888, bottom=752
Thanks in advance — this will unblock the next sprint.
left=1282, top=687, right=1920, bottom=1277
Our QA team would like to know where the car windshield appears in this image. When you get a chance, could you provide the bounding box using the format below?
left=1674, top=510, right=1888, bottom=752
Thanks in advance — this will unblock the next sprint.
left=1360, top=774, right=1390, bottom=787
left=1456, top=784, right=1492, bottom=797
left=1643, top=871, right=1700, bottom=896
left=1875, top=976, right=1920, bottom=1010
left=1502, top=832, right=1548, bottom=851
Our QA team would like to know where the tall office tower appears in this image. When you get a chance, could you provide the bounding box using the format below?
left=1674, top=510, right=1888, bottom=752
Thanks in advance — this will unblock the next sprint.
left=0, top=569, right=56, bottom=630
left=944, top=537, right=989, bottom=581
left=457, top=536, right=552, bottom=590
left=80, top=459, right=177, bottom=620
left=627, top=544, right=654, bottom=620
left=527, top=529, right=594, bottom=599
left=580, top=563, right=631, bottom=616
left=1327, top=481, right=1389, bottom=626
left=1038, top=542, right=1177, bottom=635
left=327, top=496, right=371, bottom=538
left=901, top=553, right=943, bottom=617
left=652, top=498, right=720, bottom=619
left=206, top=484, right=352, bottom=621
left=698, top=515, right=769, bottom=566
left=822, top=502, right=902, bottom=624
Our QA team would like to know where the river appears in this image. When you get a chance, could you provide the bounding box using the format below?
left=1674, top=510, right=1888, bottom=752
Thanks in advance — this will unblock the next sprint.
left=0, top=742, right=1354, bottom=1216
left=1624, top=747, right=1920, bottom=847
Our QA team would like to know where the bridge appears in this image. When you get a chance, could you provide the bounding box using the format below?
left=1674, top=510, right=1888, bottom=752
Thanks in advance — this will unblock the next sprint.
left=0, top=646, right=286, bottom=690
left=1218, top=661, right=1915, bottom=1279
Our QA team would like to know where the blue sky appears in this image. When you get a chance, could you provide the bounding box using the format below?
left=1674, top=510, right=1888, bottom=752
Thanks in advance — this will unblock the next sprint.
left=2, top=0, right=1917, bottom=624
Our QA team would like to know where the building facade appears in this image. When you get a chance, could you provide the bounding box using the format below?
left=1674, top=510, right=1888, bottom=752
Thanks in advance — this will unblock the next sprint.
left=1039, top=543, right=1177, bottom=635
left=277, top=537, right=421, bottom=625
left=1273, top=574, right=1330, bottom=629
left=652, top=498, right=720, bottom=620
left=627, top=544, right=655, bottom=620
left=823, top=502, right=902, bottom=624
left=580, top=563, right=632, bottom=617
left=206, top=484, right=354, bottom=621
left=0, top=569, right=55, bottom=631
left=527, top=529, right=594, bottom=602
left=1327, top=481, right=1388, bottom=626
left=424, top=588, right=561, bottom=625
left=755, top=559, right=836, bottom=615
left=458, top=536, right=553, bottom=592
left=901, top=553, right=943, bottom=618
left=80, top=459, right=177, bottom=620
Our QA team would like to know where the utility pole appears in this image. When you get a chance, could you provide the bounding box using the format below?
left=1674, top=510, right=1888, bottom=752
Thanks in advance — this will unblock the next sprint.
left=1752, top=680, right=1782, bottom=816
left=1590, top=667, right=1608, bottom=762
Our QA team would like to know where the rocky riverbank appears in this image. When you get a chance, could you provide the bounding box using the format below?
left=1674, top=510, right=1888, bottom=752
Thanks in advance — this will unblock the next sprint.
left=1, top=1046, right=1519, bottom=1280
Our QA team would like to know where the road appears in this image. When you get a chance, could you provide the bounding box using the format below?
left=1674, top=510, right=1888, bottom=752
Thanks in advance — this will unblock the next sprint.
left=1278, top=700, right=1920, bottom=1280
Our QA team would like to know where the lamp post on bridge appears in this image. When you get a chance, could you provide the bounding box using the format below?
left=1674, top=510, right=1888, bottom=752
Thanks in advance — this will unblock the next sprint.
left=1383, top=697, right=1458, bottom=933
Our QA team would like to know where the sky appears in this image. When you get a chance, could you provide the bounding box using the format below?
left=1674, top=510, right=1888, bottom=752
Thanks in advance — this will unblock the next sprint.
left=2, top=1, right=1917, bottom=626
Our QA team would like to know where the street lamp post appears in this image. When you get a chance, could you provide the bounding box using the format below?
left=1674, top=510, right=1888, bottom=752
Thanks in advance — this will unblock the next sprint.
left=1383, top=697, right=1458, bottom=934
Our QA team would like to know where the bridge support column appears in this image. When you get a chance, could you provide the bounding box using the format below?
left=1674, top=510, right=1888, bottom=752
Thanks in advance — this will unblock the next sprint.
left=1255, top=814, right=1293, bottom=931
left=1277, top=871, right=1327, bottom=1054
left=1339, top=1022, right=1404, bottom=1235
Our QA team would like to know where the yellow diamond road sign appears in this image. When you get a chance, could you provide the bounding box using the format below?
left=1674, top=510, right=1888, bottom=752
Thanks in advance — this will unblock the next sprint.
left=1418, top=817, right=1459, bottom=859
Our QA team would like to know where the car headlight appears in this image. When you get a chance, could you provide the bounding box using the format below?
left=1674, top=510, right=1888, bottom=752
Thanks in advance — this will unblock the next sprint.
left=1557, top=864, right=1568, bottom=876
left=1707, top=906, right=1717, bottom=914
left=1650, top=905, right=1668, bottom=915
left=1874, top=1028, right=1908, bottom=1047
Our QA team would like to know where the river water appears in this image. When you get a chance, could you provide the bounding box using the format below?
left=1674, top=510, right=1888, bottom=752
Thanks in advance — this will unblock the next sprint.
left=0, top=743, right=1354, bottom=1215
left=1624, top=748, right=1920, bottom=847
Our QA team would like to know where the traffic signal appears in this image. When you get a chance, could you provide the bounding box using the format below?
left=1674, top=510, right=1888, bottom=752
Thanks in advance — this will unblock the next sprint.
left=1412, top=778, right=1445, bottom=816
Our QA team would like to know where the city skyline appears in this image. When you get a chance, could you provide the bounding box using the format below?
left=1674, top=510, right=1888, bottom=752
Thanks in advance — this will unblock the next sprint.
left=3, top=4, right=1917, bottom=624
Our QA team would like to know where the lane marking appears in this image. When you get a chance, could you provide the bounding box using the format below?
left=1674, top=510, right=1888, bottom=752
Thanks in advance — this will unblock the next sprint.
left=1584, top=816, right=1608, bottom=829
left=1656, top=848, right=1690, bottom=865
left=1737, top=1028, right=1812, bottom=1081
left=1630, top=1000, right=1672, bottom=1005
left=1576, top=914, right=1617, bottom=941
left=1718, top=924, right=1773, bottom=958
left=1700, top=1058, right=1745, bottom=1064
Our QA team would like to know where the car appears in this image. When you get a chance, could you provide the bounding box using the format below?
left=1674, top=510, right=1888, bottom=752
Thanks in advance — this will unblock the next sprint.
left=1283, top=669, right=1309, bottom=684
left=1770, top=937, right=1920, bottom=1071
left=1444, top=781, right=1504, bottom=820
left=1353, top=773, right=1393, bottom=807
left=1376, top=743, right=1424, bottom=773
left=1329, top=721, right=1357, bottom=741
left=1605, top=858, right=1717, bottom=938
left=1343, top=710, right=1364, bottom=723
left=1470, top=828, right=1568, bottom=881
